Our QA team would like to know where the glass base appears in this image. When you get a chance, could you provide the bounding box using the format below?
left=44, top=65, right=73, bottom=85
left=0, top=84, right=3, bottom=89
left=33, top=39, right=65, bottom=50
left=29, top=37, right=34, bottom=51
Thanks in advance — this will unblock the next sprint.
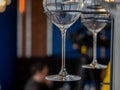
left=45, top=74, right=81, bottom=81
left=82, top=63, right=107, bottom=69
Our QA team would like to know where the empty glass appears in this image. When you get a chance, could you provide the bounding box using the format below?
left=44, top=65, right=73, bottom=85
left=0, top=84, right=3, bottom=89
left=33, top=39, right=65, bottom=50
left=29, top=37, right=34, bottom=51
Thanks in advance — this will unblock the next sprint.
left=81, top=0, right=110, bottom=69
left=43, top=0, right=82, bottom=81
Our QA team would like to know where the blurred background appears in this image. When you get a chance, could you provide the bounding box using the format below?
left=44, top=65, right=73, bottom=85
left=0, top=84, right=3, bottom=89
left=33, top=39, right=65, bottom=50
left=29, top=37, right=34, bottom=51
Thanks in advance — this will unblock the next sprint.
left=0, top=0, right=111, bottom=90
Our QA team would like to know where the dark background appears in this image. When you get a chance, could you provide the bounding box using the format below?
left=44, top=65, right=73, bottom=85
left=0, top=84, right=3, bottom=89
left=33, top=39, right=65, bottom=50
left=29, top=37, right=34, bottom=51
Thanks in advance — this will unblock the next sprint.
left=0, top=0, right=17, bottom=90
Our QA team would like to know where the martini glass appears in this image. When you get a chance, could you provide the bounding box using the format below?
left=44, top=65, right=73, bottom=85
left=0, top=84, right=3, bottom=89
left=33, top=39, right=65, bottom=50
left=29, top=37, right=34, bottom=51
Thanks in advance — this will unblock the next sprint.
left=43, top=0, right=82, bottom=81
left=81, top=0, right=110, bottom=69
left=81, top=18, right=109, bottom=69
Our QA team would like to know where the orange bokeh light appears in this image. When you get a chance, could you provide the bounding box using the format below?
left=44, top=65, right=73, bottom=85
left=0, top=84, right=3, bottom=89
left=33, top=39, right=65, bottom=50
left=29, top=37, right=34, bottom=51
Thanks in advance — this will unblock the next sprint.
left=19, top=0, right=26, bottom=13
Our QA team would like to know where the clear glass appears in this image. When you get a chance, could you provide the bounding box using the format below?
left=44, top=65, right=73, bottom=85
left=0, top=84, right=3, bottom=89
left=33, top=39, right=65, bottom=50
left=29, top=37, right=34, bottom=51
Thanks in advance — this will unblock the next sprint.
left=43, top=0, right=82, bottom=81
left=81, top=0, right=110, bottom=69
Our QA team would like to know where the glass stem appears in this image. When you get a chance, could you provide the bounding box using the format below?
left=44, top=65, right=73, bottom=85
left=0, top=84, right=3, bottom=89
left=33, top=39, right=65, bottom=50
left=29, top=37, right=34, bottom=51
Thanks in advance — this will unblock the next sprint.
left=92, top=32, right=98, bottom=64
left=59, top=28, right=68, bottom=76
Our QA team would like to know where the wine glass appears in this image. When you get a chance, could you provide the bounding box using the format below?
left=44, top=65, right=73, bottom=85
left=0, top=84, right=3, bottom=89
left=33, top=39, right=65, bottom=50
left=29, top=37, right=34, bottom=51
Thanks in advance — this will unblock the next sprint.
left=81, top=0, right=110, bottom=69
left=43, top=0, right=82, bottom=81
